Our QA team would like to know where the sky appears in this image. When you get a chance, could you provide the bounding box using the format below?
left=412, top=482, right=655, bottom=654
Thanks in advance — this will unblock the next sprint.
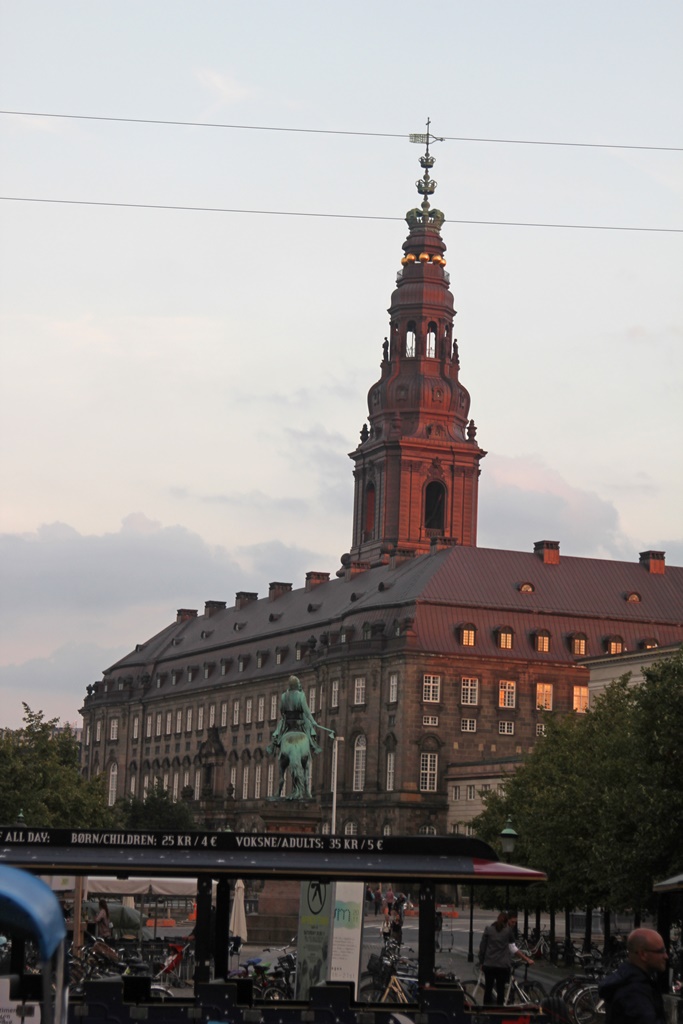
left=1, top=1, right=682, bottom=729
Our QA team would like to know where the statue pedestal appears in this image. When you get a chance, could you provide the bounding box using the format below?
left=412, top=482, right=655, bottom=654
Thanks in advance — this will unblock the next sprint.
left=240, top=802, right=324, bottom=945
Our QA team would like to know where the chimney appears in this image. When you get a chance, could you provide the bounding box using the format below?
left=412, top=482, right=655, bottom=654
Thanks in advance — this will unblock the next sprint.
left=235, top=591, right=258, bottom=610
left=176, top=608, right=198, bottom=623
left=305, top=571, right=330, bottom=591
left=534, top=540, right=560, bottom=565
left=639, top=550, right=665, bottom=575
left=204, top=600, right=226, bottom=618
left=269, top=581, right=292, bottom=601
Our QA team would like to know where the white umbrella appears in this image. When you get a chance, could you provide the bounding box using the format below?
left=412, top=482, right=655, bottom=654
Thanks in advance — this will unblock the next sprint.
left=229, top=879, right=247, bottom=942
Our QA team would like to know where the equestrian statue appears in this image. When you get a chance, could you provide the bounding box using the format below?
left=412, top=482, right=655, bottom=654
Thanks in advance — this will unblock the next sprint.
left=266, top=675, right=334, bottom=799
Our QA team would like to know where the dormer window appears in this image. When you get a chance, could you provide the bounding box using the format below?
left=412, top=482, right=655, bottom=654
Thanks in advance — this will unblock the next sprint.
left=460, top=624, right=476, bottom=647
left=640, top=638, right=659, bottom=650
left=393, top=620, right=401, bottom=638
left=519, top=582, right=535, bottom=593
left=238, top=655, right=248, bottom=672
left=295, top=644, right=304, bottom=662
left=570, top=633, right=587, bottom=656
left=362, top=623, right=372, bottom=641
left=606, top=636, right=624, bottom=655
left=534, top=630, right=551, bottom=653
left=256, top=650, right=268, bottom=669
left=626, top=592, right=641, bottom=603
left=220, top=658, right=231, bottom=676
left=497, top=627, right=514, bottom=650
left=340, top=628, right=348, bottom=644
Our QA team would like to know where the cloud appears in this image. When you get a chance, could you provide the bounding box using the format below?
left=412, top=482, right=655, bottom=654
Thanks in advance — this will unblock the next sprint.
left=195, top=69, right=254, bottom=106
left=477, top=453, right=633, bottom=558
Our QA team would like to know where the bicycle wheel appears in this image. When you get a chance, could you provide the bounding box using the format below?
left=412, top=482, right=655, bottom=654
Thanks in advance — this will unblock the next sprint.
left=571, top=984, right=604, bottom=1024
left=521, top=980, right=547, bottom=1003
left=359, top=978, right=385, bottom=1002
left=261, top=983, right=288, bottom=1001
left=460, top=979, right=482, bottom=1005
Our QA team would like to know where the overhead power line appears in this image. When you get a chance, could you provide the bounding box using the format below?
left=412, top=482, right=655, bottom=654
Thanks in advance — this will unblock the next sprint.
left=1, top=195, right=680, bottom=233
left=1, top=109, right=681, bottom=153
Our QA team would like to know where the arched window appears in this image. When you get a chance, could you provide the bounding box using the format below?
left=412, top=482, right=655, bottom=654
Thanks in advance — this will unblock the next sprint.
left=406, top=321, right=416, bottom=357
left=344, top=820, right=358, bottom=836
left=424, top=481, right=446, bottom=531
left=426, top=322, right=437, bottom=358
left=419, top=824, right=437, bottom=835
left=353, top=735, right=367, bottom=792
left=364, top=482, right=375, bottom=539
left=107, top=762, right=118, bottom=806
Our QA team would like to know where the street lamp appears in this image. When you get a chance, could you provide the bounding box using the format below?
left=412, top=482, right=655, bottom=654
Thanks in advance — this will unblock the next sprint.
left=330, top=735, right=345, bottom=834
left=500, top=817, right=518, bottom=909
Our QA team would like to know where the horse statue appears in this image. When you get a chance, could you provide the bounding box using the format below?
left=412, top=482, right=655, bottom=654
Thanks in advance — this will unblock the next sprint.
left=267, top=675, right=334, bottom=801
left=277, top=730, right=312, bottom=800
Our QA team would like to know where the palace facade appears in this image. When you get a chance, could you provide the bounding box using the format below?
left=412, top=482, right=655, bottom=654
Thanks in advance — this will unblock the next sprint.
left=80, top=145, right=683, bottom=835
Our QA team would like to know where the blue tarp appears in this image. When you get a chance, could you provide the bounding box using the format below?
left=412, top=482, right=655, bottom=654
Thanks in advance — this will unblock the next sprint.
left=0, top=864, right=67, bottom=960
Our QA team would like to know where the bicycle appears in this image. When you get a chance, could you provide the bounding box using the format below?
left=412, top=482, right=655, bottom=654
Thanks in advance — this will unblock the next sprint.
left=461, top=962, right=546, bottom=1006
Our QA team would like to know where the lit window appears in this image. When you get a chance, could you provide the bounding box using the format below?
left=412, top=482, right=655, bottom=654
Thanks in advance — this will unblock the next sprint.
left=640, top=638, right=659, bottom=650
left=232, top=701, right=240, bottom=726
left=420, top=752, right=438, bottom=792
left=461, top=677, right=478, bottom=705
left=571, top=635, right=587, bottom=656
left=197, top=706, right=204, bottom=730
left=498, top=628, right=513, bottom=650
left=626, top=592, right=641, bottom=603
left=245, top=698, right=253, bottom=724
left=536, top=683, right=553, bottom=711
left=535, top=631, right=550, bottom=653
left=107, top=763, right=118, bottom=806
left=353, top=735, right=367, bottom=791
left=389, top=673, right=398, bottom=703
left=461, top=718, right=477, bottom=733
left=607, top=636, right=624, bottom=655
left=386, top=751, right=395, bottom=792
left=499, top=680, right=516, bottom=709
left=423, top=674, right=441, bottom=703
left=340, top=628, right=347, bottom=644
left=331, top=679, right=339, bottom=708
left=423, top=715, right=439, bottom=726
left=519, top=582, right=535, bottom=593
left=466, top=784, right=476, bottom=800
left=573, top=686, right=589, bottom=713
left=353, top=676, right=366, bottom=705
left=220, top=702, right=228, bottom=728
left=296, top=646, right=303, bottom=661
left=183, top=769, right=189, bottom=789
left=109, top=718, right=119, bottom=741
left=499, top=721, right=515, bottom=735
left=419, top=824, right=437, bottom=835
left=461, top=625, right=476, bottom=647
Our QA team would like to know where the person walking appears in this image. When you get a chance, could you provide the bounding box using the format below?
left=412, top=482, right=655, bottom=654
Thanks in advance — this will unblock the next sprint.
left=598, top=928, right=668, bottom=1024
left=373, top=886, right=382, bottom=916
left=94, top=899, right=112, bottom=941
left=478, top=910, right=531, bottom=1005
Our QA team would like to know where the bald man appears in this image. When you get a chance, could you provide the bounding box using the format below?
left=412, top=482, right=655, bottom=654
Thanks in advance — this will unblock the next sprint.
left=598, top=928, right=668, bottom=1024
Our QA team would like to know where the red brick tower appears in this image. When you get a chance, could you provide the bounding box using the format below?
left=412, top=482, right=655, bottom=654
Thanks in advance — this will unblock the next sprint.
left=348, top=136, right=486, bottom=565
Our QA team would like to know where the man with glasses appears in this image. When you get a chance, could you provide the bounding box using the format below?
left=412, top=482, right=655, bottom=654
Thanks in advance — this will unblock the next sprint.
left=599, top=928, right=668, bottom=1024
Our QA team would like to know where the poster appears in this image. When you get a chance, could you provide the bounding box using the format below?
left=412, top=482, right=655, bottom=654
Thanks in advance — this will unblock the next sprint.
left=328, top=881, right=365, bottom=996
left=295, top=880, right=332, bottom=1000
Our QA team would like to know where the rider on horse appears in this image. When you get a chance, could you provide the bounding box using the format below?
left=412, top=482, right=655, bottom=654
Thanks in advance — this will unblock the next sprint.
left=267, top=675, right=330, bottom=756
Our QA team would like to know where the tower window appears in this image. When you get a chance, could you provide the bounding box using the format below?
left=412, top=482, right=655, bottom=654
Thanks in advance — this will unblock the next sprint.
left=406, top=321, right=416, bottom=357
left=424, top=481, right=446, bottom=531
left=364, top=482, right=376, bottom=540
left=426, top=322, right=437, bottom=358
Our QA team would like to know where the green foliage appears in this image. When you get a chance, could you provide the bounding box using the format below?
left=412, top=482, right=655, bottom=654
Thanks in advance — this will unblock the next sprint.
left=118, top=785, right=198, bottom=831
left=0, top=705, right=116, bottom=827
left=472, top=649, right=683, bottom=913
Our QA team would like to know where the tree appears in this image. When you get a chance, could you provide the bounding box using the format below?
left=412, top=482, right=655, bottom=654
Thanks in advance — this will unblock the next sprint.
left=0, top=705, right=116, bottom=827
left=472, top=649, right=683, bottom=915
left=118, top=785, right=198, bottom=831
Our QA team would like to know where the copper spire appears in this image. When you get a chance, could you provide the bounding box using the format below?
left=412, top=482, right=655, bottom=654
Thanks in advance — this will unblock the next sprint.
left=409, top=118, right=444, bottom=222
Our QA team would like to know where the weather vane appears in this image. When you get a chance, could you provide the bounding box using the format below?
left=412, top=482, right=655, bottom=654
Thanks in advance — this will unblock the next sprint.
left=409, top=118, right=444, bottom=218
